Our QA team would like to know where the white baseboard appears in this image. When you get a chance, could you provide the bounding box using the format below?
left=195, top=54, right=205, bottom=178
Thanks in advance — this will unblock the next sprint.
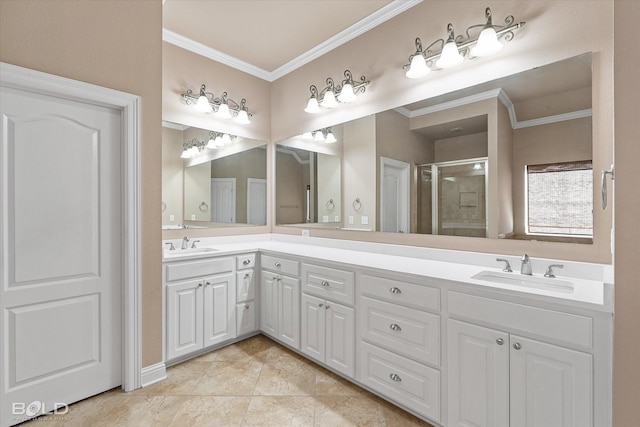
left=140, top=362, right=167, bottom=387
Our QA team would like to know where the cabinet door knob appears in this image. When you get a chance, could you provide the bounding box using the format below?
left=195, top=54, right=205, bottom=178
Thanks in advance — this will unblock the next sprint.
left=513, top=342, right=522, bottom=350
left=243, top=259, right=251, bottom=265
left=197, top=283, right=203, bottom=288
left=245, top=273, right=251, bottom=278
left=325, top=304, right=330, bottom=310
left=321, top=280, right=330, bottom=287
left=389, top=287, right=402, bottom=294
left=389, top=373, right=402, bottom=382
left=205, top=281, right=211, bottom=287
left=389, top=323, right=402, bottom=332
left=274, top=262, right=281, bottom=267
left=496, top=338, right=504, bottom=345
left=319, top=303, right=324, bottom=308
left=245, top=304, right=250, bottom=310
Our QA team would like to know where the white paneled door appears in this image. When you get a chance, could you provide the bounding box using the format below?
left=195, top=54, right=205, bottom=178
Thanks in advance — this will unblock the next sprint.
left=1, top=86, right=122, bottom=426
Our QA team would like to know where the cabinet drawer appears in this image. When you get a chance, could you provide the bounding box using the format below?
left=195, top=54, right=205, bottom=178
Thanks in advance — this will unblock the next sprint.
left=301, top=263, right=355, bottom=305
left=165, top=257, right=234, bottom=282
left=236, top=269, right=256, bottom=303
left=360, top=341, right=440, bottom=422
left=236, top=301, right=257, bottom=336
left=261, top=254, right=299, bottom=276
left=237, top=253, right=256, bottom=270
left=361, top=274, right=440, bottom=312
left=448, top=292, right=593, bottom=348
left=361, top=297, right=440, bottom=367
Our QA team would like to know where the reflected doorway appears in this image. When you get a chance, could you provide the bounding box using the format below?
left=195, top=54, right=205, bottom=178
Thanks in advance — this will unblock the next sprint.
left=417, top=158, right=487, bottom=237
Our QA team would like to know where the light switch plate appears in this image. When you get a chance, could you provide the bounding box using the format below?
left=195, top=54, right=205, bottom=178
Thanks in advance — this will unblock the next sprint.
left=191, top=214, right=196, bottom=220
left=322, top=215, right=329, bottom=223
left=361, top=216, right=369, bottom=225
left=349, top=216, right=354, bottom=224
left=169, top=214, right=175, bottom=222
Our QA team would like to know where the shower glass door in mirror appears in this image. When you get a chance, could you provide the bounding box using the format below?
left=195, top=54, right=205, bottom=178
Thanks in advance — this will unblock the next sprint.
left=161, top=121, right=267, bottom=229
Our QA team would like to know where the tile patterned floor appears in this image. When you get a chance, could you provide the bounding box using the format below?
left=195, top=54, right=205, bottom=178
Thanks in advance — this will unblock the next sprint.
left=21, top=334, right=435, bottom=426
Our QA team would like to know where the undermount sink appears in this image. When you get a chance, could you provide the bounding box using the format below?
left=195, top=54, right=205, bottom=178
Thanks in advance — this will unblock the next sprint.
left=472, top=270, right=574, bottom=293
left=164, top=247, right=219, bottom=257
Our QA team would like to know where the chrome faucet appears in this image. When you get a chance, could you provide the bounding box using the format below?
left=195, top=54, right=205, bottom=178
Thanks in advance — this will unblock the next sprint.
left=191, top=239, right=200, bottom=249
left=520, top=254, right=532, bottom=275
left=181, top=236, right=190, bottom=250
left=544, top=264, right=564, bottom=278
left=496, top=258, right=513, bottom=272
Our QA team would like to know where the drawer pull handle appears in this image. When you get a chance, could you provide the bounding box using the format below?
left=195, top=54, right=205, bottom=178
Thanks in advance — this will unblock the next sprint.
left=389, top=324, right=402, bottom=332
left=389, top=287, right=402, bottom=294
left=496, top=338, right=504, bottom=345
left=243, top=259, right=251, bottom=265
left=275, top=262, right=281, bottom=267
left=390, top=373, right=402, bottom=382
left=321, top=280, right=330, bottom=287
left=513, top=342, right=522, bottom=350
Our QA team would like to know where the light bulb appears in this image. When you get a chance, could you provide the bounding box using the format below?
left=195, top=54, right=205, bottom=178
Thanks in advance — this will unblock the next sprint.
left=325, top=131, right=337, bottom=144
left=216, top=102, right=232, bottom=119
left=195, top=95, right=213, bottom=113
left=206, top=137, right=217, bottom=149
left=180, top=149, right=190, bottom=159
left=320, top=90, right=337, bottom=108
left=188, top=146, right=199, bottom=157
left=304, top=97, right=320, bottom=114
left=436, top=40, right=464, bottom=69
left=222, top=133, right=232, bottom=145
left=302, top=132, right=313, bottom=139
left=215, top=135, right=223, bottom=146
left=314, top=131, right=325, bottom=142
left=235, top=109, right=251, bottom=124
left=471, top=26, right=503, bottom=57
left=406, top=55, right=431, bottom=79
left=337, top=83, right=356, bottom=103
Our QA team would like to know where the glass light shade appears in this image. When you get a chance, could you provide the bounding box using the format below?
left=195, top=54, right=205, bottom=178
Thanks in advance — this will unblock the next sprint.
left=216, top=102, right=232, bottom=119
left=206, top=138, right=217, bottom=149
left=471, top=26, right=503, bottom=57
left=313, top=131, right=325, bottom=142
left=188, top=146, right=199, bottom=156
left=337, top=83, right=356, bottom=103
left=302, top=131, right=313, bottom=139
left=195, top=95, right=213, bottom=113
left=221, top=133, right=232, bottom=145
left=180, top=149, right=190, bottom=159
left=325, top=131, right=337, bottom=144
left=320, top=90, right=337, bottom=108
left=436, top=41, right=464, bottom=69
left=304, top=97, right=320, bottom=114
left=406, top=55, right=431, bottom=79
left=214, top=135, right=223, bottom=146
left=235, top=109, right=251, bottom=124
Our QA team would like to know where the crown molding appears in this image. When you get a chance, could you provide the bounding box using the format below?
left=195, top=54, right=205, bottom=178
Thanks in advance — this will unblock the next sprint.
left=163, top=0, right=422, bottom=82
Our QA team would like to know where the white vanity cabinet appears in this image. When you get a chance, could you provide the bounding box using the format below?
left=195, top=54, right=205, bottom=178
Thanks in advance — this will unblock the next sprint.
left=300, top=264, right=355, bottom=377
left=447, top=292, right=594, bottom=427
left=236, top=253, right=257, bottom=336
left=165, top=257, right=236, bottom=360
left=358, top=274, right=442, bottom=423
left=260, top=254, right=301, bottom=349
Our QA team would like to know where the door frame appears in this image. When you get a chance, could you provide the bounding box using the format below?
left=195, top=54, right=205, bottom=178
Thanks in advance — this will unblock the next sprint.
left=379, top=156, right=410, bottom=233
left=0, top=62, right=142, bottom=392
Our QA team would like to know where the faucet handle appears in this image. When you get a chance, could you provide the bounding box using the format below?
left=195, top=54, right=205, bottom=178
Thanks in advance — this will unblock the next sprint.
left=544, top=264, right=564, bottom=278
left=496, top=258, right=513, bottom=272
left=191, top=239, right=200, bottom=249
left=164, top=242, right=175, bottom=251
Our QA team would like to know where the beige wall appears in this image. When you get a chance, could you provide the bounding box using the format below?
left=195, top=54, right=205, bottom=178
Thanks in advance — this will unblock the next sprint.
left=0, top=0, right=164, bottom=367
left=613, top=1, right=640, bottom=426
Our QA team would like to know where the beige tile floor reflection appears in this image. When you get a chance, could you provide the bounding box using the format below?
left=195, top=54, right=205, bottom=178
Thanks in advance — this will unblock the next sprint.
left=21, top=335, right=434, bottom=427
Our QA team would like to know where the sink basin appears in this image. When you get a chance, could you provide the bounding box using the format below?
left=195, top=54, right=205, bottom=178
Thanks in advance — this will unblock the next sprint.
left=164, top=247, right=219, bottom=257
left=472, top=271, right=574, bottom=293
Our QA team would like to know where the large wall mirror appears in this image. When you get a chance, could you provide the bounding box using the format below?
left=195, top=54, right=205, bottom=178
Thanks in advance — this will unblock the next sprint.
left=276, top=53, right=593, bottom=244
left=162, top=122, right=267, bottom=229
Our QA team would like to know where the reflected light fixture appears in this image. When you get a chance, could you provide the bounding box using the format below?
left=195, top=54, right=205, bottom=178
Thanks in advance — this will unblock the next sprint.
left=182, top=84, right=253, bottom=124
left=305, top=70, right=370, bottom=113
left=303, top=127, right=337, bottom=144
left=181, top=132, right=236, bottom=158
left=404, top=7, right=525, bottom=79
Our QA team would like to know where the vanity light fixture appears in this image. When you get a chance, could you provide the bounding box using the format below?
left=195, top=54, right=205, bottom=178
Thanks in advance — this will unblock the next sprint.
left=181, top=132, right=237, bottom=158
left=404, top=7, right=525, bottom=79
left=304, top=70, right=370, bottom=113
left=182, top=84, right=252, bottom=124
left=303, top=127, right=337, bottom=144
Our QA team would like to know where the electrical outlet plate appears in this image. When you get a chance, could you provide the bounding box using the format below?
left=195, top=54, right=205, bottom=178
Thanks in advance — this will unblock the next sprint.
left=302, top=229, right=310, bottom=237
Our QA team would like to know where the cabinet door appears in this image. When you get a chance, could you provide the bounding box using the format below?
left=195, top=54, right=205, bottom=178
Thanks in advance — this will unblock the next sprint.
left=236, top=269, right=255, bottom=303
left=278, top=275, right=300, bottom=349
left=260, top=272, right=278, bottom=338
left=326, top=301, right=355, bottom=377
left=510, top=335, right=593, bottom=427
left=236, top=301, right=257, bottom=336
left=166, top=279, right=203, bottom=360
left=301, top=293, right=325, bottom=362
left=203, top=272, right=236, bottom=347
left=448, top=319, right=509, bottom=427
